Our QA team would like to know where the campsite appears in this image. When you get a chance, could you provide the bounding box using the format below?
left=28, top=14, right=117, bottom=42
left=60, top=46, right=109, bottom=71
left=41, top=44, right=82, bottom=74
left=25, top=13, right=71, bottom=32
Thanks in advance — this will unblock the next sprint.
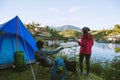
left=0, top=0, right=120, bottom=79
left=0, top=16, right=120, bottom=80
left=0, top=16, right=105, bottom=80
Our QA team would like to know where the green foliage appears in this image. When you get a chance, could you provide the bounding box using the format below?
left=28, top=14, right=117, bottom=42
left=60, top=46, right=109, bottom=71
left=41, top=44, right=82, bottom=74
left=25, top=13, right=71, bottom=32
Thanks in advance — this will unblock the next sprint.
left=24, top=22, right=82, bottom=40
left=90, top=56, right=120, bottom=80
left=93, top=30, right=112, bottom=39
left=44, top=25, right=50, bottom=31
left=91, top=62, right=103, bottom=77
left=0, top=64, right=104, bottom=80
left=59, top=30, right=82, bottom=38
left=25, top=22, right=40, bottom=29
left=102, top=56, right=120, bottom=80
left=49, top=28, right=60, bottom=39
left=114, top=47, right=120, bottom=53
left=112, top=56, right=120, bottom=69
left=111, top=56, right=120, bottom=79
left=113, top=24, right=120, bottom=32
left=103, top=67, right=116, bottom=80
left=93, top=27, right=120, bottom=42
left=44, top=26, right=66, bottom=40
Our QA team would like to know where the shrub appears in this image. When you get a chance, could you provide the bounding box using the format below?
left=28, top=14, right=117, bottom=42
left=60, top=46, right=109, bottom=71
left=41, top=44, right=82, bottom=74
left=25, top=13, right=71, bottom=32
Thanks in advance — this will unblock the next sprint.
left=90, top=62, right=103, bottom=77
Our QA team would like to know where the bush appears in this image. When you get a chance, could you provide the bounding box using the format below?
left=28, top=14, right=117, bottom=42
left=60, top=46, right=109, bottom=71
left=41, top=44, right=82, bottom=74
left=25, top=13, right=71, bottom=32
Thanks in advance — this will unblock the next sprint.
left=103, top=67, right=116, bottom=80
left=110, top=56, right=120, bottom=80
left=90, top=62, right=103, bottom=77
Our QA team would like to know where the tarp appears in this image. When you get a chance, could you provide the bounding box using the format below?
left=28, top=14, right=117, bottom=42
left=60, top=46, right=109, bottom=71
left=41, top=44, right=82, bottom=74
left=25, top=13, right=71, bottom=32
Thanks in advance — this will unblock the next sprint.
left=0, top=16, right=38, bottom=69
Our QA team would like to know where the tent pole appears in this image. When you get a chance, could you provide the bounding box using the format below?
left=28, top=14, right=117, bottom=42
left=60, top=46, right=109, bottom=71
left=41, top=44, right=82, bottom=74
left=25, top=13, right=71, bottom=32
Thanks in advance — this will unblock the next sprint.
left=19, top=18, right=36, bottom=80
left=16, top=16, right=18, bottom=52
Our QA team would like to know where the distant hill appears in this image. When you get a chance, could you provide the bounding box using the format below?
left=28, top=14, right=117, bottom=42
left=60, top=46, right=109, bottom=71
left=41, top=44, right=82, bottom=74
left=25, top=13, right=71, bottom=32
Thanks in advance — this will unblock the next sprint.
left=50, top=25, right=81, bottom=32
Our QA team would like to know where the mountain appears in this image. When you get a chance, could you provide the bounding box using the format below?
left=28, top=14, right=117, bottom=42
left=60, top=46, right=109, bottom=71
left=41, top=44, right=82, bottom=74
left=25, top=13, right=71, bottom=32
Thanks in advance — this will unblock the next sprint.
left=51, top=25, right=81, bottom=32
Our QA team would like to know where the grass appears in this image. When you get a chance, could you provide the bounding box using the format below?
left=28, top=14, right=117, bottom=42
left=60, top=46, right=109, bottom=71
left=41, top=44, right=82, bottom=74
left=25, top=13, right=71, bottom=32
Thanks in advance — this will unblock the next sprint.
left=90, top=56, right=120, bottom=80
left=0, top=63, right=105, bottom=80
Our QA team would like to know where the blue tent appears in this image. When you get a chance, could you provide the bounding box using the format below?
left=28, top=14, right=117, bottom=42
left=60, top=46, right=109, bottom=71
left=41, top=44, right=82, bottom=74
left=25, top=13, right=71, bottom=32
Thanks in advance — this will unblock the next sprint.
left=0, top=16, right=38, bottom=69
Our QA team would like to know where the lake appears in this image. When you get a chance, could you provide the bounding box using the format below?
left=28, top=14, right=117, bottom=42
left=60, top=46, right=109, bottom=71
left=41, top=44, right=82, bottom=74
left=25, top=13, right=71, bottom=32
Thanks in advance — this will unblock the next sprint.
left=59, top=41, right=120, bottom=62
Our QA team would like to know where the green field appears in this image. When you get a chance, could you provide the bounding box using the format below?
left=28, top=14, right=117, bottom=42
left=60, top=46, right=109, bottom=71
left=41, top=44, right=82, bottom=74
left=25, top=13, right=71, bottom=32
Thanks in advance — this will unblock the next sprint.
left=0, top=63, right=104, bottom=80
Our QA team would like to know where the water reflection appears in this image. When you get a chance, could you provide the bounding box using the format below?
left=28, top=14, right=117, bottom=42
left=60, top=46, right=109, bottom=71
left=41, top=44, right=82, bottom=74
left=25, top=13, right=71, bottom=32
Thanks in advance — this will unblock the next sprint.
left=60, top=41, right=120, bottom=61
left=114, top=47, right=120, bottom=53
left=94, top=42, right=120, bottom=53
left=87, top=42, right=120, bottom=61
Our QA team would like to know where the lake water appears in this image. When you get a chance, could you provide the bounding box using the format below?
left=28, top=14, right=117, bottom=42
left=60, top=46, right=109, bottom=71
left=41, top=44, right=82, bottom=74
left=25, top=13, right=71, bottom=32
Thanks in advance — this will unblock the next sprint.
left=59, top=41, right=120, bottom=62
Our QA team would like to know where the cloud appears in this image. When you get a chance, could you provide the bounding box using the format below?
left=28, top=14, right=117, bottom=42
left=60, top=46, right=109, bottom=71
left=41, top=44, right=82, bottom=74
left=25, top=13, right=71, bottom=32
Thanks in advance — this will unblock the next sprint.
left=48, top=8, right=60, bottom=14
left=69, top=6, right=82, bottom=13
left=60, top=18, right=68, bottom=22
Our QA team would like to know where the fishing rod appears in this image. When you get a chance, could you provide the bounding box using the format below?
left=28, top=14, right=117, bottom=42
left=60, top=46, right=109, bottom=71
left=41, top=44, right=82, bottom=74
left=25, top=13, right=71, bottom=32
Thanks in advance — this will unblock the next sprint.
left=73, top=38, right=80, bottom=80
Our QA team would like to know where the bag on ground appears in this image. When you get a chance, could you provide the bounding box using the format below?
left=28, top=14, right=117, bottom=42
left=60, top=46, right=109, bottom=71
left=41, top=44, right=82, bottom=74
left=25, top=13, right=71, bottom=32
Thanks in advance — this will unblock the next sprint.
left=50, top=57, right=67, bottom=80
left=14, top=51, right=27, bottom=71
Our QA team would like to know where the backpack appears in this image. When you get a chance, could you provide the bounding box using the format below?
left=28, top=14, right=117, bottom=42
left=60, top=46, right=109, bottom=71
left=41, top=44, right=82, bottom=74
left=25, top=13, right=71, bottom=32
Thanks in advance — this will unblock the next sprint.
left=14, top=51, right=27, bottom=71
left=50, top=57, right=67, bottom=80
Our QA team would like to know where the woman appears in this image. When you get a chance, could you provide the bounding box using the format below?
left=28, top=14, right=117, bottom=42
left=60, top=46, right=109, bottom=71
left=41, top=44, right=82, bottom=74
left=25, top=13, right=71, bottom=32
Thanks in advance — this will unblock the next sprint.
left=35, top=40, right=64, bottom=66
left=77, top=27, right=94, bottom=75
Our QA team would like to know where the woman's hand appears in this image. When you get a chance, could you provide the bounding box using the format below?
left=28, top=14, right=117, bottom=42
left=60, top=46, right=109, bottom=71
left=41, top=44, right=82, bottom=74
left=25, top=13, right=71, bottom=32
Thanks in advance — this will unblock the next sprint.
left=76, top=40, right=79, bottom=43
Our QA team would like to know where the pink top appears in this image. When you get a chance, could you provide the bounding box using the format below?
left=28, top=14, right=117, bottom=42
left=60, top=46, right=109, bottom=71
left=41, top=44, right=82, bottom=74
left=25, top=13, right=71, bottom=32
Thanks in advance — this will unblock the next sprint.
left=77, top=34, right=94, bottom=54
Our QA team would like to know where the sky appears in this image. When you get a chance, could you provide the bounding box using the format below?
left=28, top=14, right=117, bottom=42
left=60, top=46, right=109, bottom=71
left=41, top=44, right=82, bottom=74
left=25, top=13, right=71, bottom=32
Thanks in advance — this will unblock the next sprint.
left=0, top=0, right=120, bottom=30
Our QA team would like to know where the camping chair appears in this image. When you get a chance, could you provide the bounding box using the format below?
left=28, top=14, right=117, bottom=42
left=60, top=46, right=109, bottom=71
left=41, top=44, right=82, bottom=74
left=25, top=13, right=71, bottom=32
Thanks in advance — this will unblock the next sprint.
left=35, top=54, right=52, bottom=73
left=65, top=60, right=80, bottom=80
left=36, top=58, right=52, bottom=73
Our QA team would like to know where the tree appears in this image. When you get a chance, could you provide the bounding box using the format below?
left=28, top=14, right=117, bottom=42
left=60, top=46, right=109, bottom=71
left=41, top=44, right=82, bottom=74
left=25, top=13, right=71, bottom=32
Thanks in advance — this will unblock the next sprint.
left=113, top=24, right=120, bottom=33
left=44, top=25, right=50, bottom=31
